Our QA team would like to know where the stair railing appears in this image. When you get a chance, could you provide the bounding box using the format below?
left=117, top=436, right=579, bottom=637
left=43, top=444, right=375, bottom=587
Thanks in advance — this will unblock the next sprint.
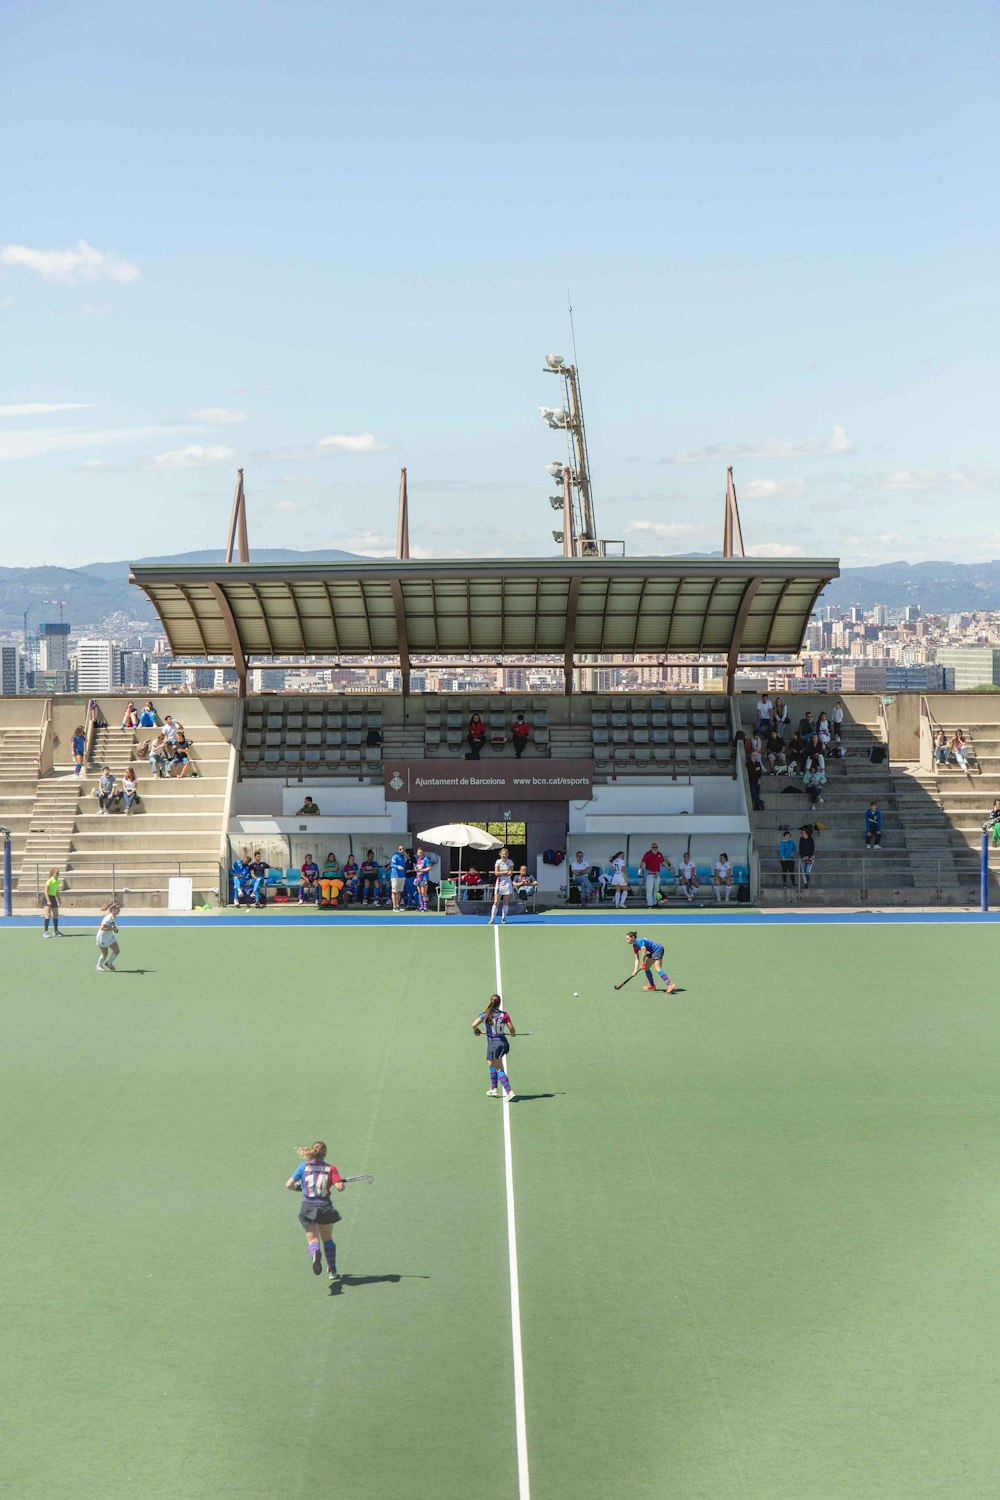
left=36, top=698, right=53, bottom=775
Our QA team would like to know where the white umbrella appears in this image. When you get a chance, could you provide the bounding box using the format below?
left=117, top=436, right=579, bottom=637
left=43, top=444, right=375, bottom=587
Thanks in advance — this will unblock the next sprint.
left=418, top=822, right=502, bottom=886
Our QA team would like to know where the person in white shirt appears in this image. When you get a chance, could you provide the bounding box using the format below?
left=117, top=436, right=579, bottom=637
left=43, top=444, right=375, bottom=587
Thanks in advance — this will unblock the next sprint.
left=713, top=853, right=734, bottom=903
left=678, top=856, right=698, bottom=903
left=95, top=902, right=121, bottom=972
left=161, top=715, right=178, bottom=745
left=569, top=851, right=594, bottom=905
left=755, top=695, right=772, bottom=733
left=489, top=847, right=515, bottom=925
left=832, top=701, right=845, bottom=741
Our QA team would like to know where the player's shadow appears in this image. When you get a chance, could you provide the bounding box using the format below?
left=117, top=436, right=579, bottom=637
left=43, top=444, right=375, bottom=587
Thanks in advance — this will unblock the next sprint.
left=108, top=967, right=155, bottom=975
left=509, top=1092, right=560, bottom=1104
left=329, top=1273, right=429, bottom=1296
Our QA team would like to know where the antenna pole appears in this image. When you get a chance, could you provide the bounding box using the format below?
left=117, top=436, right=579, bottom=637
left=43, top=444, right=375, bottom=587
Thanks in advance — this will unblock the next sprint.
left=396, top=467, right=410, bottom=560
left=226, top=468, right=250, bottom=564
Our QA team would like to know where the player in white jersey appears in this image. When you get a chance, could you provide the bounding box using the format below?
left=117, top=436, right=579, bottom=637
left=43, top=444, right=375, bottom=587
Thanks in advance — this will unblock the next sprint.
left=95, top=902, right=121, bottom=971
left=713, top=853, right=734, bottom=903
left=677, top=856, right=698, bottom=903
left=489, top=847, right=515, bottom=925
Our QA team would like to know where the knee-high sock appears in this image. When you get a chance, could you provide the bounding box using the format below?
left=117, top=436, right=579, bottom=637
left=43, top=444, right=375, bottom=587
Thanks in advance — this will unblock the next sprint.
left=489, top=1067, right=498, bottom=1089
left=497, top=1068, right=512, bottom=1096
left=322, top=1238, right=337, bottom=1271
left=308, top=1241, right=321, bottom=1262
left=43, top=915, right=50, bottom=932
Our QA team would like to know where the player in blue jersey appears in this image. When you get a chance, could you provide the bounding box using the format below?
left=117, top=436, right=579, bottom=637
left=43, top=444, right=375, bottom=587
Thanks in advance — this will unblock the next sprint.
left=286, top=1140, right=346, bottom=1283
left=389, top=845, right=407, bottom=912
left=625, top=930, right=677, bottom=993
left=472, top=994, right=517, bottom=1101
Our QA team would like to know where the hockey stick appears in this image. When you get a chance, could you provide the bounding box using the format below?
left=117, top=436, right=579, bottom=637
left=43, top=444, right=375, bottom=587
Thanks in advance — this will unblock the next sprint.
left=614, top=972, right=639, bottom=991
left=341, top=1174, right=374, bottom=1186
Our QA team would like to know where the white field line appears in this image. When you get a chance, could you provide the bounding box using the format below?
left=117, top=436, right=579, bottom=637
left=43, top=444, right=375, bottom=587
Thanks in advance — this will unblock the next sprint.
left=494, top=921, right=530, bottom=1500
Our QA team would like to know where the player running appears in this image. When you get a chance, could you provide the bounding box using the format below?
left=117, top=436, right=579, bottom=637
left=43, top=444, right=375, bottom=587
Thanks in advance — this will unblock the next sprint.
left=472, top=994, right=517, bottom=1101
left=286, top=1140, right=346, bottom=1284
left=489, top=847, right=515, bottom=924
left=625, top=930, right=676, bottom=993
left=95, top=902, right=121, bottom=972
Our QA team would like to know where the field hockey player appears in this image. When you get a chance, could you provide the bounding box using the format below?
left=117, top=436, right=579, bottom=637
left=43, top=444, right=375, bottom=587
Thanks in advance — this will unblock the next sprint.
left=472, top=994, right=517, bottom=1101
left=286, top=1141, right=345, bottom=1284
left=625, top=930, right=676, bottom=994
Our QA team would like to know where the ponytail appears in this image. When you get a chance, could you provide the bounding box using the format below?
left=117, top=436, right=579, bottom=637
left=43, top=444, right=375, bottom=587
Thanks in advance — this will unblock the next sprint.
left=297, top=1140, right=327, bottom=1161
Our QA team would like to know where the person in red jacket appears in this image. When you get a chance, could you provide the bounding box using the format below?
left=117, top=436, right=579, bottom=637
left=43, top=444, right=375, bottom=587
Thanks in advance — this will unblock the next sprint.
left=467, top=713, right=487, bottom=760
left=639, top=842, right=668, bottom=906
left=511, top=714, right=531, bottom=758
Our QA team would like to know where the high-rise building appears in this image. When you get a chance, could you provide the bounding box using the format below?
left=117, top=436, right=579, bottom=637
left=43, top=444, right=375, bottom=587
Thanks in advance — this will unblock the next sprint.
left=0, top=644, right=20, bottom=694
left=38, top=622, right=71, bottom=673
left=149, top=658, right=188, bottom=692
left=76, top=639, right=120, bottom=693
left=118, top=650, right=149, bottom=689
left=936, top=647, right=1000, bottom=691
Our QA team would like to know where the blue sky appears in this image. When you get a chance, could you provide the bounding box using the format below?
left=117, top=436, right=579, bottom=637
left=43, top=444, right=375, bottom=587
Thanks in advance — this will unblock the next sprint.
left=2, top=0, right=998, bottom=569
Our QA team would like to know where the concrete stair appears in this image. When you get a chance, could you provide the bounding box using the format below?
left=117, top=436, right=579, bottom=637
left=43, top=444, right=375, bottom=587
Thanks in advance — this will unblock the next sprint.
left=17, top=776, right=81, bottom=897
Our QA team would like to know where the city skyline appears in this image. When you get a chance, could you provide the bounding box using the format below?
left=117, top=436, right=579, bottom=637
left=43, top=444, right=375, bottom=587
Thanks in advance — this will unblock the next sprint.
left=3, top=1, right=998, bottom=570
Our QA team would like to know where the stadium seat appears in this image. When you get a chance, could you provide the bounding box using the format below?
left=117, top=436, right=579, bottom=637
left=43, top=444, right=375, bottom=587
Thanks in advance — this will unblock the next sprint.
left=671, top=712, right=688, bottom=728
left=534, top=726, right=550, bottom=745
left=591, top=711, right=608, bottom=728
left=635, top=746, right=652, bottom=766
left=652, top=728, right=668, bottom=745
left=696, top=865, right=713, bottom=883
left=691, top=711, right=708, bottom=728
left=692, top=728, right=709, bottom=745
left=693, top=747, right=711, bottom=764
left=592, top=728, right=609, bottom=745
left=712, top=728, right=730, bottom=745
left=347, top=713, right=363, bottom=729
left=732, top=865, right=749, bottom=885
left=651, top=712, right=668, bottom=728
left=287, top=699, right=305, bottom=713
left=611, top=712, right=627, bottom=728
left=633, top=728, right=650, bottom=744
left=673, top=728, right=690, bottom=745
left=612, top=728, right=628, bottom=745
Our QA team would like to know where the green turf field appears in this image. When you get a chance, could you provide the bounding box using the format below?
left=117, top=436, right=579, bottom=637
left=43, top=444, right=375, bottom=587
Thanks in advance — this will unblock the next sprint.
left=1, top=920, right=998, bottom=1499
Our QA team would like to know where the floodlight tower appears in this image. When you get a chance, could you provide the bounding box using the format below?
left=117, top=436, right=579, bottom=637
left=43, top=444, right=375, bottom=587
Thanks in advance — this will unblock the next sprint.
left=540, top=353, right=601, bottom=558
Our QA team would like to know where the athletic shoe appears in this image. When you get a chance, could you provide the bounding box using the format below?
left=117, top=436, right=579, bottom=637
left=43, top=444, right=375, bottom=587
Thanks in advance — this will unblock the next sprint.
left=642, top=984, right=657, bottom=991
left=328, top=1270, right=341, bottom=1285
left=503, top=1091, right=516, bottom=1102
left=105, top=962, right=116, bottom=971
left=311, top=1253, right=323, bottom=1276
left=43, top=931, right=51, bottom=938
left=55, top=931, right=64, bottom=937
left=501, top=918, right=507, bottom=925
left=664, top=983, right=677, bottom=995
left=486, top=1087, right=499, bottom=1096
left=96, top=961, right=106, bottom=971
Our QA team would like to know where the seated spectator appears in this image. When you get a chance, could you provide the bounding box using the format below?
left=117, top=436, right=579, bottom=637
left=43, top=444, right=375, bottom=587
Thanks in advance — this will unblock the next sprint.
left=120, top=701, right=139, bottom=731
left=121, top=766, right=139, bottom=815
left=165, top=728, right=198, bottom=778
left=639, top=842, right=668, bottom=907
left=805, top=735, right=825, bottom=772
left=864, top=800, right=882, bottom=849
left=298, top=855, right=320, bottom=903
left=145, top=732, right=168, bottom=776
left=816, top=712, right=832, bottom=750
left=511, top=714, right=531, bottom=759
left=984, top=798, right=1000, bottom=847
left=803, top=756, right=826, bottom=808
left=798, top=710, right=816, bottom=739
left=161, top=715, right=178, bottom=745
left=319, top=853, right=344, bottom=906
left=94, top=766, right=116, bottom=814
left=765, top=730, right=788, bottom=774
left=785, top=732, right=807, bottom=775
left=137, top=700, right=158, bottom=729
left=677, top=853, right=699, bottom=904
left=569, top=851, right=594, bottom=904
left=467, top=713, right=487, bottom=760
left=773, top=696, right=790, bottom=735
left=949, top=730, right=971, bottom=771
left=514, top=865, right=537, bottom=901
left=342, top=853, right=359, bottom=902
left=755, top=693, right=773, bottom=733
left=296, top=795, right=321, bottom=816
left=747, top=728, right=764, bottom=759
left=934, top=729, right=949, bottom=768
left=461, top=865, right=485, bottom=898
left=713, top=852, right=734, bottom=904
left=359, top=849, right=381, bottom=906
left=247, top=852, right=270, bottom=907
left=798, top=825, right=816, bottom=889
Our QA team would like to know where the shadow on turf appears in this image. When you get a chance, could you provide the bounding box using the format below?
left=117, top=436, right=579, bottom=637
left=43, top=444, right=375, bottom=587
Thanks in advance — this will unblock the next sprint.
left=329, top=1272, right=430, bottom=1296
left=509, top=1092, right=559, bottom=1104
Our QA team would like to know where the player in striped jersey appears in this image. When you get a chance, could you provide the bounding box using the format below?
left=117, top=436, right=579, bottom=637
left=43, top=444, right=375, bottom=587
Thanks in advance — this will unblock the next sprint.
left=286, top=1141, right=345, bottom=1283
left=472, top=994, right=517, bottom=1101
left=626, top=930, right=677, bottom=993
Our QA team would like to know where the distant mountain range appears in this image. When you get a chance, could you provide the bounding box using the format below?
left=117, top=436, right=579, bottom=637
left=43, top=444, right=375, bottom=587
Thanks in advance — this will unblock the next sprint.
left=1, top=550, right=998, bottom=633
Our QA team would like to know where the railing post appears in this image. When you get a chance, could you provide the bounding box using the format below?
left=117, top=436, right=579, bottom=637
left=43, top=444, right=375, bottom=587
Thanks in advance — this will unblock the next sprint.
left=1, top=827, right=11, bottom=918
left=981, top=833, right=989, bottom=914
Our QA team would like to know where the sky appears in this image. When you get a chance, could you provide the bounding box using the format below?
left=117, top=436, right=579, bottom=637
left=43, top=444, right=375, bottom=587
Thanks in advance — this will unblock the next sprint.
left=2, top=0, right=998, bottom=570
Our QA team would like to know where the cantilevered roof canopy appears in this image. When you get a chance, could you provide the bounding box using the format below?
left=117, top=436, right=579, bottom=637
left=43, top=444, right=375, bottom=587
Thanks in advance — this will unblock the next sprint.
left=129, top=556, right=839, bottom=688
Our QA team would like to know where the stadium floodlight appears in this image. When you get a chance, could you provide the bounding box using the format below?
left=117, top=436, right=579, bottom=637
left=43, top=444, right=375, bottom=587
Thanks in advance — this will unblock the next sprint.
left=544, top=354, right=564, bottom=370
left=551, top=530, right=565, bottom=543
left=549, top=496, right=564, bottom=510
left=539, top=406, right=569, bottom=429
left=545, top=462, right=565, bottom=480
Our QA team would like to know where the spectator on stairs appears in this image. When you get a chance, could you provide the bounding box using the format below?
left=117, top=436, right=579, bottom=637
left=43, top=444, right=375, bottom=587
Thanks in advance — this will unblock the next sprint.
left=983, top=799, right=1000, bottom=847
left=934, top=729, right=949, bottom=768
left=798, top=710, right=816, bottom=740
left=832, top=700, right=845, bottom=742
left=120, top=701, right=140, bottom=731
left=816, top=713, right=832, bottom=752
left=511, top=714, right=531, bottom=759
left=765, top=729, right=788, bottom=774
left=145, top=732, right=168, bottom=776
left=137, top=701, right=159, bottom=729
left=949, top=730, right=972, bottom=772
left=772, top=697, right=790, bottom=736
left=755, top=694, right=773, bottom=734
left=467, top=713, right=487, bottom=760
left=803, top=755, right=826, bottom=809
left=864, top=800, right=882, bottom=849
left=746, top=751, right=766, bottom=811
left=71, top=724, right=86, bottom=778
left=164, top=728, right=198, bottom=778
left=778, top=827, right=797, bottom=897
left=785, top=731, right=808, bottom=776
left=94, top=766, right=116, bottom=814
left=121, top=767, right=139, bottom=814
left=798, top=826, right=816, bottom=890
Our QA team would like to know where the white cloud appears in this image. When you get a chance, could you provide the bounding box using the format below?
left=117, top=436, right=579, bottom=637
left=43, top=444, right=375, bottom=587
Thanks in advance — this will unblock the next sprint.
left=877, top=464, right=999, bottom=494
left=669, top=425, right=854, bottom=465
left=274, top=499, right=299, bottom=513
left=739, top=477, right=807, bottom=501
left=187, top=407, right=249, bottom=425
left=267, top=474, right=315, bottom=486
left=746, top=541, right=806, bottom=558
left=0, top=425, right=163, bottom=462
left=0, top=239, right=140, bottom=286
left=144, top=444, right=235, bottom=470
left=625, top=520, right=716, bottom=541
left=317, top=433, right=391, bottom=454
left=0, top=402, right=94, bottom=417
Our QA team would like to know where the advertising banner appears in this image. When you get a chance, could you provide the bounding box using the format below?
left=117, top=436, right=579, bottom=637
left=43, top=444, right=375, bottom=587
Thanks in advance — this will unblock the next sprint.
left=384, top=759, right=593, bottom=802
